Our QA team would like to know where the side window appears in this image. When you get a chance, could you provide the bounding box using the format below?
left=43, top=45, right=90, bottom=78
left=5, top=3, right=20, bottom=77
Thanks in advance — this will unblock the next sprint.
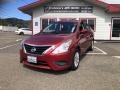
left=80, top=20, right=87, bottom=30
left=86, top=26, right=90, bottom=30
left=26, top=29, right=30, bottom=31
left=23, top=29, right=30, bottom=31
left=88, top=19, right=95, bottom=30
left=22, top=29, right=26, bottom=30
left=80, top=19, right=87, bottom=30
left=80, top=18, right=96, bottom=31
left=79, top=22, right=84, bottom=30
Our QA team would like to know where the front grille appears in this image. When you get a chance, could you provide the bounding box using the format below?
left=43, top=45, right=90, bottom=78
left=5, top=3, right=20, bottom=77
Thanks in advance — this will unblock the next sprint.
left=24, top=44, right=51, bottom=55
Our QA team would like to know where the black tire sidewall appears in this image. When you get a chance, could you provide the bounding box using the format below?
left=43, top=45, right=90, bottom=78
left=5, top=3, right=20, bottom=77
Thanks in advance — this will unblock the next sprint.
left=71, top=50, right=80, bottom=70
left=19, top=32, right=24, bottom=35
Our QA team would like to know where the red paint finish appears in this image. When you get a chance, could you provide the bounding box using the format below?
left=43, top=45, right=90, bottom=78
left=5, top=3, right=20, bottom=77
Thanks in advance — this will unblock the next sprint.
left=20, top=21, right=94, bottom=71
left=21, top=49, right=73, bottom=71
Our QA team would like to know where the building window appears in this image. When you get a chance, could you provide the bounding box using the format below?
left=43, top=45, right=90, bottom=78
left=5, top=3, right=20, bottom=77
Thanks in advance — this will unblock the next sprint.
left=35, top=22, right=38, bottom=26
left=41, top=18, right=56, bottom=29
left=42, top=19, right=48, bottom=29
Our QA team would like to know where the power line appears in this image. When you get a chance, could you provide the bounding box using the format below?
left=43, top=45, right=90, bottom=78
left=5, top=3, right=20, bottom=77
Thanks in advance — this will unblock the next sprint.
left=21, top=0, right=29, bottom=4
left=0, top=0, right=35, bottom=19
left=0, top=8, right=9, bottom=14
left=0, top=8, right=12, bottom=18
left=0, top=0, right=27, bottom=18
left=19, top=0, right=29, bottom=5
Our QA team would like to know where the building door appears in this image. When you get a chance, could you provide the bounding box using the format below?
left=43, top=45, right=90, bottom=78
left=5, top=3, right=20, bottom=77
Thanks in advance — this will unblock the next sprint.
left=41, top=18, right=56, bottom=29
left=111, top=18, right=120, bottom=40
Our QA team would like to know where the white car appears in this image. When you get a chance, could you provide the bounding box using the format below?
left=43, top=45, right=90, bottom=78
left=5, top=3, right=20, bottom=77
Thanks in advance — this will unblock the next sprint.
left=15, top=28, right=32, bottom=35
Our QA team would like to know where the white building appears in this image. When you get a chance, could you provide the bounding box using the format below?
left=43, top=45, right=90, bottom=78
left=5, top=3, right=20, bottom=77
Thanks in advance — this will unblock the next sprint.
left=0, top=25, right=18, bottom=31
left=19, top=0, right=120, bottom=40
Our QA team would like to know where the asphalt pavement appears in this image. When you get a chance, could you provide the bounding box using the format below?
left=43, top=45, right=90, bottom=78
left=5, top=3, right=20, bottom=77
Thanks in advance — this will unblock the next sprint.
left=0, top=32, right=120, bottom=90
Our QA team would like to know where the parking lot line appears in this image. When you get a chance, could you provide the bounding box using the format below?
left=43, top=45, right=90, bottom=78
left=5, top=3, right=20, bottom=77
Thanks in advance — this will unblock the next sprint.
left=86, top=46, right=107, bottom=55
left=16, top=39, right=22, bottom=42
left=86, top=53, right=107, bottom=55
left=112, top=56, right=120, bottom=59
left=0, top=43, right=19, bottom=50
left=94, top=46, right=107, bottom=55
left=94, top=41, right=97, bottom=43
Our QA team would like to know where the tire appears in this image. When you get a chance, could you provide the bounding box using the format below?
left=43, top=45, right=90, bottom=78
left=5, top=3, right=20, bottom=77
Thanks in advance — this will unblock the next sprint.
left=88, top=40, right=94, bottom=51
left=71, top=50, right=80, bottom=70
left=19, top=32, right=24, bottom=35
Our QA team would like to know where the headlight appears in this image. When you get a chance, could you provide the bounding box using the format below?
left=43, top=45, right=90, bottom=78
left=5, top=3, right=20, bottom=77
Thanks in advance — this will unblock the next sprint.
left=52, top=40, right=72, bottom=54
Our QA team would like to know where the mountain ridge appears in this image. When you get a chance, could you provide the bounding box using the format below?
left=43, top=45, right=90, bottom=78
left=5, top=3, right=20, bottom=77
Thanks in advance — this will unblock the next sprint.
left=0, top=17, right=31, bottom=28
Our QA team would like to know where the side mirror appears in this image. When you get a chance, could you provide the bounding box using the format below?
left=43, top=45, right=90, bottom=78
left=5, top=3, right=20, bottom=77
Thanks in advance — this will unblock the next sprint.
left=80, top=30, right=87, bottom=34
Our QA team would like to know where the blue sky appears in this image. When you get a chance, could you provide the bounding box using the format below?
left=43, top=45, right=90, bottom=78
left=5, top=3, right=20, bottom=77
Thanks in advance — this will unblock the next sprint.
left=0, top=0, right=37, bottom=20
left=0, top=0, right=120, bottom=20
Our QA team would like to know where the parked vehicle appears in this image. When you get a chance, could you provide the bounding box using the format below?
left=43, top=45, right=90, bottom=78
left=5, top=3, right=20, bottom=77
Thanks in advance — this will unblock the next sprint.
left=20, top=21, right=94, bottom=71
left=15, top=28, right=32, bottom=35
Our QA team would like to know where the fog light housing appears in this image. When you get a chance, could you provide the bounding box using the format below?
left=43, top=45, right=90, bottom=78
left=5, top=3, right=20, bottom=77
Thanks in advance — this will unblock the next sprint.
left=55, top=61, right=67, bottom=66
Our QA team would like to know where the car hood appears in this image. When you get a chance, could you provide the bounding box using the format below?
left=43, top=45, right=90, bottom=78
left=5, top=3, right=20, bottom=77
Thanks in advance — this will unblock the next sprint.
left=24, top=33, right=73, bottom=46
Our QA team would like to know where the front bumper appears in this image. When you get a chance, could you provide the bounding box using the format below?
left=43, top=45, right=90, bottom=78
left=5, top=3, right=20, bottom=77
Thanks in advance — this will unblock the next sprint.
left=20, top=49, right=74, bottom=71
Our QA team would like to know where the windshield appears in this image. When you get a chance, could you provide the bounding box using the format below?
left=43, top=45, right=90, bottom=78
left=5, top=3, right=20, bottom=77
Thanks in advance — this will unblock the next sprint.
left=41, top=22, right=77, bottom=34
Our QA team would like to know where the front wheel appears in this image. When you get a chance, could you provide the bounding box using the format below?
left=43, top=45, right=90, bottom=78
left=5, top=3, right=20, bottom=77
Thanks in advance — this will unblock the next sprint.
left=19, top=32, right=24, bottom=35
left=71, top=50, right=80, bottom=70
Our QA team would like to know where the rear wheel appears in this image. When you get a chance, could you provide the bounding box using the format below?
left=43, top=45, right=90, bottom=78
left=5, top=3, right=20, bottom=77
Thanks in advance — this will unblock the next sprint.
left=19, top=32, right=24, bottom=35
left=71, top=50, right=80, bottom=70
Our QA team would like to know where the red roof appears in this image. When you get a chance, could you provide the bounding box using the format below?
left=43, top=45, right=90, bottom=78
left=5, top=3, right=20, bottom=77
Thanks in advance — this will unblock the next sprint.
left=107, top=4, right=120, bottom=12
left=19, top=0, right=120, bottom=15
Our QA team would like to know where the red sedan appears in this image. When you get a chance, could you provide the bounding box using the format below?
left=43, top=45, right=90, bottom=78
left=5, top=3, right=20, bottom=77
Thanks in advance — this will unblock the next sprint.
left=20, top=21, right=94, bottom=71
